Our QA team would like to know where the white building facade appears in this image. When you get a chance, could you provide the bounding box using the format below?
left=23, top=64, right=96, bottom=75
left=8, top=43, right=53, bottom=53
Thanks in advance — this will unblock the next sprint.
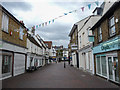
left=26, top=34, right=43, bottom=71
left=77, top=15, right=101, bottom=74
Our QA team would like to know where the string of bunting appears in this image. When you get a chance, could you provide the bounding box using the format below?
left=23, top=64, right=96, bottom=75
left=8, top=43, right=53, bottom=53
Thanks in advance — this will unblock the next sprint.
left=32, top=0, right=99, bottom=30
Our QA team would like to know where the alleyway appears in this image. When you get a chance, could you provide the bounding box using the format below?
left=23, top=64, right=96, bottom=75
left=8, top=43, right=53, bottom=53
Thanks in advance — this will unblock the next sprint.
left=2, top=62, right=119, bottom=88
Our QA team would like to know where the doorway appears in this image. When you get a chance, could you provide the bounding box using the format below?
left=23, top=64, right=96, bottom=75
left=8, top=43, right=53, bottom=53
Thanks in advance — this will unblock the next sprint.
left=107, top=55, right=119, bottom=83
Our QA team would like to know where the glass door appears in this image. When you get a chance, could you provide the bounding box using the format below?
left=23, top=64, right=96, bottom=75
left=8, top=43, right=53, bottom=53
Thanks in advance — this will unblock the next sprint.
left=2, top=55, right=12, bottom=77
left=108, top=57, right=113, bottom=80
left=113, top=57, right=119, bottom=82
left=107, top=56, right=119, bottom=83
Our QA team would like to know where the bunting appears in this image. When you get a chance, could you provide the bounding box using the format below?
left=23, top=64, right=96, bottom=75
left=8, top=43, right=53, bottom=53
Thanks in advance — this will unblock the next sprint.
left=88, top=4, right=91, bottom=9
left=31, top=1, right=99, bottom=30
left=95, top=1, right=99, bottom=6
left=81, top=7, right=84, bottom=12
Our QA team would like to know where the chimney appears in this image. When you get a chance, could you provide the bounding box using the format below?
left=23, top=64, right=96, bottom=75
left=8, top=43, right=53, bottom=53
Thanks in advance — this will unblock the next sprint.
left=20, top=20, right=24, bottom=26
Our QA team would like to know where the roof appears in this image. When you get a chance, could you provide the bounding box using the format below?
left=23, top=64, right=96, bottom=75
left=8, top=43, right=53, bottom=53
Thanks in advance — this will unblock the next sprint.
left=69, top=15, right=92, bottom=36
left=0, top=4, right=26, bottom=29
left=44, top=41, right=52, bottom=49
left=52, top=45, right=63, bottom=49
left=28, top=34, right=42, bottom=48
left=91, top=1, right=120, bottom=30
left=36, top=34, right=46, bottom=49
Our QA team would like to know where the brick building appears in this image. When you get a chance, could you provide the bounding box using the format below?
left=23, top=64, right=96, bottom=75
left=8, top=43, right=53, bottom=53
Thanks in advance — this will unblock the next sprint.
left=91, top=1, right=120, bottom=84
left=0, top=5, right=27, bottom=79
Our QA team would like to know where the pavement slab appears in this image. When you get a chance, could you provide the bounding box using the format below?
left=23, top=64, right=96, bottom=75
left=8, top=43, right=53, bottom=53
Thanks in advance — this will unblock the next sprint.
left=2, top=62, right=120, bottom=88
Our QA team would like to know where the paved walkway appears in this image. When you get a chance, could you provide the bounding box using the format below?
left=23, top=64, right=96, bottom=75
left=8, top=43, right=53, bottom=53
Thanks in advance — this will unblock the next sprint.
left=2, top=62, right=119, bottom=88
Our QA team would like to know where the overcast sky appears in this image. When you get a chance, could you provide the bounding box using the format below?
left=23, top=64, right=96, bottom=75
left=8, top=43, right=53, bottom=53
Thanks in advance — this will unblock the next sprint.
left=1, top=0, right=103, bottom=48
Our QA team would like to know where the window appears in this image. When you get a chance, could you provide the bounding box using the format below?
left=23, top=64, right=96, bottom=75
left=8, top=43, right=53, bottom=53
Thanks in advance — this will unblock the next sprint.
left=98, top=27, right=102, bottom=42
left=96, top=55, right=107, bottom=77
left=79, top=36, right=81, bottom=48
left=109, top=16, right=116, bottom=37
left=19, top=27, right=23, bottom=40
left=2, top=55, right=11, bottom=74
left=96, top=56, right=101, bottom=74
left=2, top=13, right=9, bottom=32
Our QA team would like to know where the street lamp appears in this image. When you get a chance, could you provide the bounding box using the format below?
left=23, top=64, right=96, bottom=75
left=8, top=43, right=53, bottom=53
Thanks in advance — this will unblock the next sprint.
left=64, top=52, right=66, bottom=68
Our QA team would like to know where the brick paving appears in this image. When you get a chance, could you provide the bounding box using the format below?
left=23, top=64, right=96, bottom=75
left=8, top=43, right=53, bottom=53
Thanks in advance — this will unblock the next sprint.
left=2, top=62, right=120, bottom=88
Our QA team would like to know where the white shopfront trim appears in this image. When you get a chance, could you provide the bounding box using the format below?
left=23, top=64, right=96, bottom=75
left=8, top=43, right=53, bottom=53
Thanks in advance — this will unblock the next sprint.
left=96, top=52, right=119, bottom=84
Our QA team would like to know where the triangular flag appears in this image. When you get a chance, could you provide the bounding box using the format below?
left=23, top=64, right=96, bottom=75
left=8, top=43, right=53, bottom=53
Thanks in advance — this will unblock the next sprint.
left=36, top=25, right=38, bottom=28
left=95, top=1, right=99, bottom=6
left=39, top=24, right=41, bottom=27
left=64, top=13, right=67, bottom=15
left=33, top=26, right=35, bottom=29
left=59, top=15, right=63, bottom=18
left=88, top=4, right=91, bottom=9
left=52, top=19, right=54, bottom=23
left=49, top=21, right=51, bottom=24
left=45, top=22, right=47, bottom=26
left=42, top=23, right=44, bottom=27
left=81, top=7, right=84, bottom=12
left=74, top=10, right=77, bottom=12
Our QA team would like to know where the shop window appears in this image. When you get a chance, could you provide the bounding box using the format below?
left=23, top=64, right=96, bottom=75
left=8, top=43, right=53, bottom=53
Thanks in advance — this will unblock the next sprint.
left=109, top=16, right=116, bottom=37
left=96, top=55, right=107, bottom=77
left=98, top=27, right=102, bottom=42
left=2, top=55, right=11, bottom=74
left=2, top=13, right=9, bottom=33
left=96, top=56, right=101, bottom=74
left=101, top=56, right=107, bottom=76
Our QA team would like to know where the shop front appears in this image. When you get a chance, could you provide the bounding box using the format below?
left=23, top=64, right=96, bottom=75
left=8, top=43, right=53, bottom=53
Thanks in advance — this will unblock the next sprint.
left=93, top=36, right=120, bottom=84
left=1, top=51, right=13, bottom=79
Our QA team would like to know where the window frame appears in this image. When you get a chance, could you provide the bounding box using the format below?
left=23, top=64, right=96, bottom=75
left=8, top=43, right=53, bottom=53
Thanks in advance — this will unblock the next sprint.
left=98, top=26, right=102, bottom=42
left=2, top=12, right=9, bottom=33
left=19, top=27, right=24, bottom=40
left=108, top=16, right=116, bottom=37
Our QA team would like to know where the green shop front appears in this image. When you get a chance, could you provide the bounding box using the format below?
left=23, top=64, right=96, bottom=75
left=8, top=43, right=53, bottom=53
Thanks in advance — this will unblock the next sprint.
left=93, top=36, right=120, bottom=84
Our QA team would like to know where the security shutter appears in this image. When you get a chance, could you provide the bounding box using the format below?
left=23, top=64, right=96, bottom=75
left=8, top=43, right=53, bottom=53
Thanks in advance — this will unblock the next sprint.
left=14, top=54, right=25, bottom=76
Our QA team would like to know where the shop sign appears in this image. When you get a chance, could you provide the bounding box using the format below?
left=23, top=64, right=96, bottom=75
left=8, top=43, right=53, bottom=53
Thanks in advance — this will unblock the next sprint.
left=101, top=38, right=120, bottom=51
left=93, top=36, right=120, bottom=54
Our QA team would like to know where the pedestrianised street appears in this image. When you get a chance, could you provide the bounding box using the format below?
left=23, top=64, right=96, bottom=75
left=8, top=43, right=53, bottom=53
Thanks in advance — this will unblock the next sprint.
left=2, top=62, right=119, bottom=88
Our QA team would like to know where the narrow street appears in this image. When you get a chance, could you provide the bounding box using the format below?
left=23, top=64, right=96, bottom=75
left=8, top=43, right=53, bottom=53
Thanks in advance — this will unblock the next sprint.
left=2, top=62, right=119, bottom=88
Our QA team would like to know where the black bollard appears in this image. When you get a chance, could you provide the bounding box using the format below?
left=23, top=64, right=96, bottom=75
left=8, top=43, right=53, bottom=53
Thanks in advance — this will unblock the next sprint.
left=64, top=61, right=66, bottom=68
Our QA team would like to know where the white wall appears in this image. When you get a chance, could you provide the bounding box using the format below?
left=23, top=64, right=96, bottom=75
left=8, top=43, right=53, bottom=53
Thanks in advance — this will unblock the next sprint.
left=72, top=52, right=77, bottom=67
left=77, top=16, right=101, bottom=74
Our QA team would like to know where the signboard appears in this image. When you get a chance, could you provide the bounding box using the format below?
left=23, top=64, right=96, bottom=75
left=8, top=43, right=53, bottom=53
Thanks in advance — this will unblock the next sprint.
left=71, top=44, right=78, bottom=50
left=93, top=36, right=120, bottom=54
left=88, top=35, right=94, bottom=42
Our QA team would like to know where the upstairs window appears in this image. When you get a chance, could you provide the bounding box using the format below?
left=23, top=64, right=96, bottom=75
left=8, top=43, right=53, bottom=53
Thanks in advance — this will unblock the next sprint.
left=79, top=36, right=81, bottom=48
left=109, top=16, right=116, bottom=37
left=2, top=13, right=9, bottom=33
left=98, top=27, right=102, bottom=42
left=19, top=27, right=23, bottom=40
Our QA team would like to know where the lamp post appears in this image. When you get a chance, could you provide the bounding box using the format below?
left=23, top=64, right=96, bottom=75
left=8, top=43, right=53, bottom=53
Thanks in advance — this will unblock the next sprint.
left=64, top=52, right=66, bottom=68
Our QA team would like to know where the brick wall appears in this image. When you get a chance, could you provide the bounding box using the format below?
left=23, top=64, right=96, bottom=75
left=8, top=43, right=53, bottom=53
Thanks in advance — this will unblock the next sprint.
left=93, top=6, right=120, bottom=46
left=0, top=10, right=27, bottom=48
left=0, top=7, right=2, bottom=39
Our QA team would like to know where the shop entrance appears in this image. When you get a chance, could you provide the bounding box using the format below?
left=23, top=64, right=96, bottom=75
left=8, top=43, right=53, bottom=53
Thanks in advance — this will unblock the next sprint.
left=107, top=55, right=119, bottom=83
left=2, top=55, right=12, bottom=77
